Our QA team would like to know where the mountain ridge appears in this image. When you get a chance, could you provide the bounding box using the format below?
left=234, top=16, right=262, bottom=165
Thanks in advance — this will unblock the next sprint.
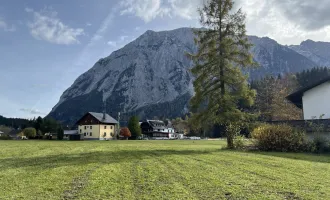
left=48, top=27, right=326, bottom=125
left=289, top=39, right=330, bottom=67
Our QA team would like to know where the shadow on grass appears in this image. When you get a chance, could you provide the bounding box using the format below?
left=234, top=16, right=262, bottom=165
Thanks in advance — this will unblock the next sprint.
left=0, top=149, right=217, bottom=170
left=242, top=150, right=330, bottom=164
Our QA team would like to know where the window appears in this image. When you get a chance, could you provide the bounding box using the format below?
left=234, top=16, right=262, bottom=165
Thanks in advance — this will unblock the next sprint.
left=104, top=126, right=107, bottom=129
left=84, top=126, right=86, bottom=130
left=110, top=126, right=113, bottom=129
left=84, top=133, right=86, bottom=136
left=104, top=132, right=106, bottom=137
left=90, top=126, right=92, bottom=129
left=90, top=132, right=92, bottom=136
left=80, top=129, right=82, bottom=133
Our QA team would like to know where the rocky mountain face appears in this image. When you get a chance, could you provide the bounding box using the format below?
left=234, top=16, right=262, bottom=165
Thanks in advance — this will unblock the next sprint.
left=48, top=27, right=322, bottom=125
left=289, top=40, right=330, bottom=67
left=249, top=36, right=317, bottom=79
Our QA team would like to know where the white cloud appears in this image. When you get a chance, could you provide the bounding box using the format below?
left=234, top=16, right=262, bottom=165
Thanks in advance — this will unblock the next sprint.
left=167, top=0, right=200, bottom=19
left=0, top=18, right=16, bottom=32
left=120, top=0, right=171, bottom=22
left=119, top=0, right=201, bottom=22
left=236, top=0, right=330, bottom=45
left=20, top=108, right=46, bottom=115
left=119, top=35, right=129, bottom=41
left=107, top=35, right=130, bottom=48
left=107, top=41, right=117, bottom=47
left=119, top=0, right=330, bottom=45
left=26, top=8, right=84, bottom=45
left=86, top=22, right=92, bottom=26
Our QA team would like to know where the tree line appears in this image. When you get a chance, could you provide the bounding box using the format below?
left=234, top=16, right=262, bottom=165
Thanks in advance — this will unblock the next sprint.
left=0, top=115, right=32, bottom=129
left=0, top=115, right=64, bottom=139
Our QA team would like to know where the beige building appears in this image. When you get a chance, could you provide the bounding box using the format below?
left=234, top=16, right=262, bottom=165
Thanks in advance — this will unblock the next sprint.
left=76, top=112, right=119, bottom=140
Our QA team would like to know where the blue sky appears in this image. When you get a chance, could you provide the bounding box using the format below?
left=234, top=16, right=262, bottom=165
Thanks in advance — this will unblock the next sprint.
left=1, top=0, right=330, bottom=119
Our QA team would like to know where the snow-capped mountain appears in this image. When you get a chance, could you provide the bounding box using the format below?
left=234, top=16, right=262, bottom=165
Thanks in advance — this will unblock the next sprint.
left=48, top=28, right=320, bottom=125
left=289, top=40, right=330, bottom=67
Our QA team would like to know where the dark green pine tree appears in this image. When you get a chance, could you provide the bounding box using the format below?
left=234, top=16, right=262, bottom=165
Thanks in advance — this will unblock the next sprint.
left=189, top=0, right=257, bottom=148
left=296, top=67, right=330, bottom=88
left=128, top=116, right=142, bottom=139
left=57, top=127, right=64, bottom=140
left=34, top=116, right=43, bottom=134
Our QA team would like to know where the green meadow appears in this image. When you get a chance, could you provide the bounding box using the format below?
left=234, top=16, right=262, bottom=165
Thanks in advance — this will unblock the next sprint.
left=0, top=140, right=329, bottom=199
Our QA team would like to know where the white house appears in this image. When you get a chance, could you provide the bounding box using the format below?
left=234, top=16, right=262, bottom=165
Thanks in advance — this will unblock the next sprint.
left=140, top=120, right=177, bottom=139
left=287, top=78, right=330, bottom=120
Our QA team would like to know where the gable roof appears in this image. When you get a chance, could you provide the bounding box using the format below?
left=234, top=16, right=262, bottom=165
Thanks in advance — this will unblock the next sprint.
left=76, top=112, right=119, bottom=125
left=89, top=112, right=119, bottom=124
left=287, top=76, right=330, bottom=108
left=147, top=120, right=166, bottom=129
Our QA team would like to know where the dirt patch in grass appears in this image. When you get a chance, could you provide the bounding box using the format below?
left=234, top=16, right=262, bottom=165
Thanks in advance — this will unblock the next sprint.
left=62, top=166, right=98, bottom=200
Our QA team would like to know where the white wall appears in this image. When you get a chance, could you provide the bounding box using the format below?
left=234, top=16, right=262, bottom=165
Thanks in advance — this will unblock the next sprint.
left=302, top=82, right=330, bottom=120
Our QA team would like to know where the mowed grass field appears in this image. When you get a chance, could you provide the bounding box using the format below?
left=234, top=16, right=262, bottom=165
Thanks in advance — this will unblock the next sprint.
left=0, top=140, right=330, bottom=200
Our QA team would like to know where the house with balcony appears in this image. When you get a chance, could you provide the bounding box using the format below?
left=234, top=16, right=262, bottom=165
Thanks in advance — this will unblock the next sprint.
left=140, top=120, right=177, bottom=139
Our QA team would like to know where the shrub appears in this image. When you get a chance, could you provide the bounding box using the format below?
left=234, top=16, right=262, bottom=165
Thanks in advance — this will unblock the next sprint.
left=0, top=135, right=12, bottom=140
left=120, top=127, right=131, bottom=140
left=226, top=123, right=241, bottom=149
left=252, top=124, right=306, bottom=152
left=23, top=127, right=37, bottom=138
left=308, top=136, right=330, bottom=153
left=233, top=135, right=246, bottom=149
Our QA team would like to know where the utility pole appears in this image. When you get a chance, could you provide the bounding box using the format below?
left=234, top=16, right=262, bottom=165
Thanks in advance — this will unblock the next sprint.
left=116, top=112, right=120, bottom=140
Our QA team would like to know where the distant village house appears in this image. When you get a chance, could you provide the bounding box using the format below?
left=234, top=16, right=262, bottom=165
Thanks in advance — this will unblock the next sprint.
left=65, top=112, right=118, bottom=140
left=140, top=120, right=181, bottom=139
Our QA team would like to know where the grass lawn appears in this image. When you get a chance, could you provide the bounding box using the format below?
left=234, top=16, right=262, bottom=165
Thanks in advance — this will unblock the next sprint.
left=0, top=140, right=329, bottom=200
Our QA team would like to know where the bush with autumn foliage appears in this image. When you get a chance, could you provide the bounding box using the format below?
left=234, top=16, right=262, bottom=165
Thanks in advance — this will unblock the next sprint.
left=120, top=127, right=131, bottom=140
left=252, top=124, right=307, bottom=152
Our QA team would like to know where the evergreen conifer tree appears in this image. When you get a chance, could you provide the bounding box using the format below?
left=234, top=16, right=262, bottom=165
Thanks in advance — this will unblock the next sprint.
left=189, top=0, right=256, bottom=148
left=128, top=116, right=142, bottom=139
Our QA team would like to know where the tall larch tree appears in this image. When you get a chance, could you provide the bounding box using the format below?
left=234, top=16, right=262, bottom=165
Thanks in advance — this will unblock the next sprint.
left=189, top=0, right=257, bottom=148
